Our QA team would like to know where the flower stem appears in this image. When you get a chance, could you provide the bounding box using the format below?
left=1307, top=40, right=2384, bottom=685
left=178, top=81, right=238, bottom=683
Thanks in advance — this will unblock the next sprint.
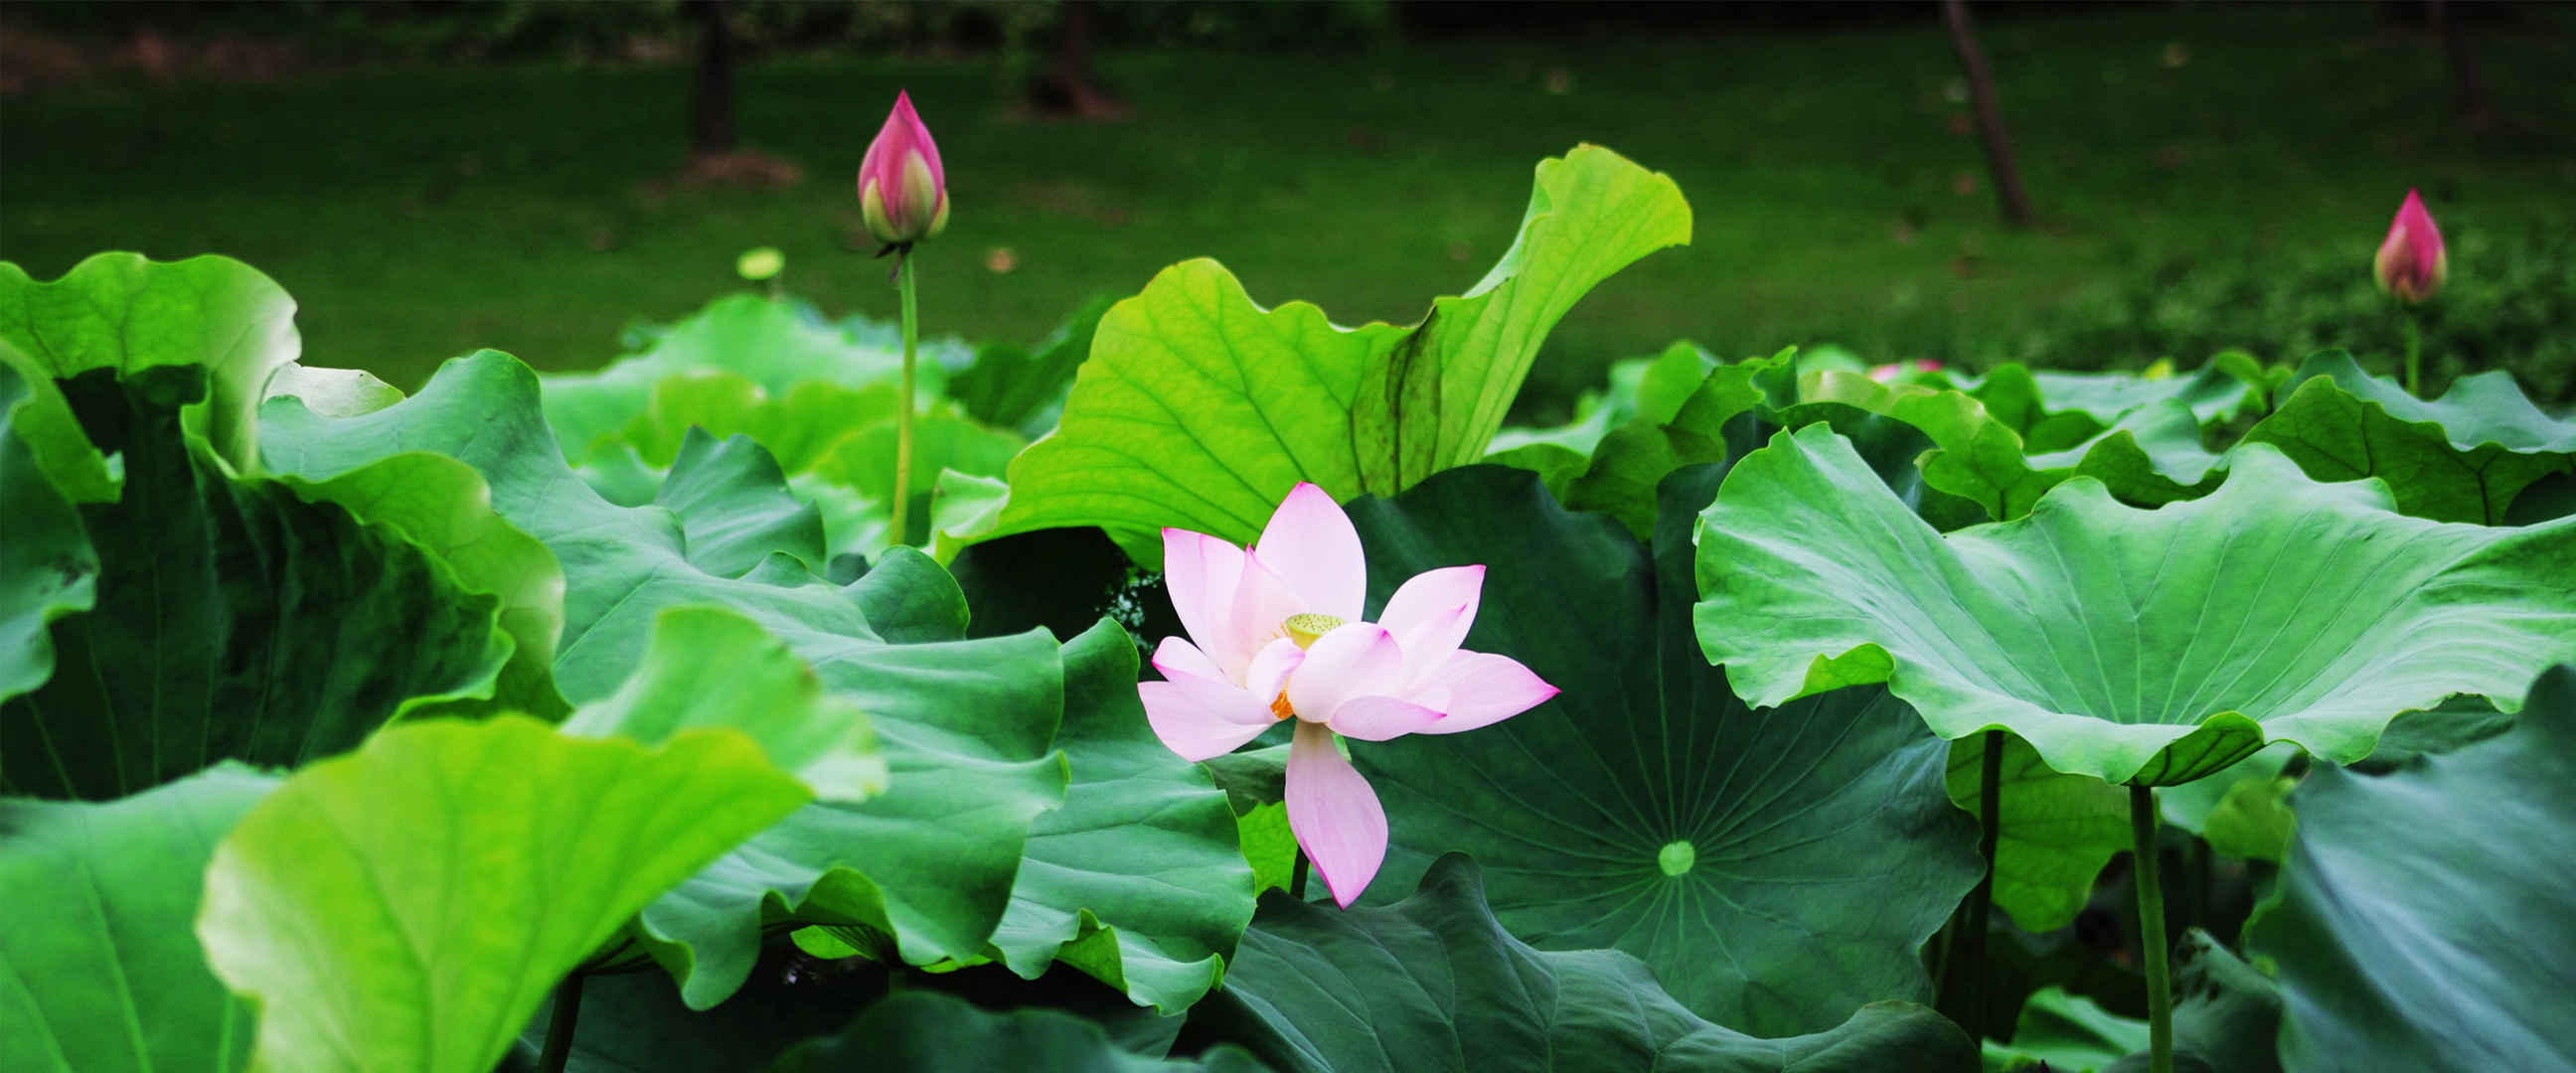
left=2402, top=314, right=2423, bottom=397
left=1290, top=846, right=1310, bottom=901
left=537, top=973, right=583, bottom=1073
left=2131, top=784, right=2173, bottom=1073
left=891, top=251, right=920, bottom=546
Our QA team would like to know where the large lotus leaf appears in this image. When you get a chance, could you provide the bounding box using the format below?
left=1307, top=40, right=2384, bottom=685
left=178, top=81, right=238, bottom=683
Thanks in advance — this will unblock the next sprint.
left=2245, top=663, right=2576, bottom=1073
left=256, top=351, right=1068, bottom=1003
left=0, top=362, right=96, bottom=704
left=1341, top=463, right=1981, bottom=1035
left=983, top=619, right=1255, bottom=1013
left=642, top=427, right=830, bottom=577
left=1978, top=361, right=2269, bottom=438
left=3, top=367, right=516, bottom=799
left=1200, top=854, right=1978, bottom=1073
left=198, top=717, right=805, bottom=1073
left=197, top=605, right=880, bottom=1073
left=276, top=450, right=570, bottom=720
left=260, top=364, right=402, bottom=419
left=1530, top=347, right=1782, bottom=535
left=0, top=765, right=272, bottom=1073
left=776, top=991, right=1265, bottom=1073
left=576, top=370, right=1024, bottom=561
left=0, top=253, right=298, bottom=501
left=1695, top=424, right=2576, bottom=787
left=539, top=292, right=954, bottom=463
left=1801, top=371, right=2224, bottom=521
left=982, top=145, right=1690, bottom=550
left=1526, top=347, right=1989, bottom=539
left=2240, top=351, right=2576, bottom=524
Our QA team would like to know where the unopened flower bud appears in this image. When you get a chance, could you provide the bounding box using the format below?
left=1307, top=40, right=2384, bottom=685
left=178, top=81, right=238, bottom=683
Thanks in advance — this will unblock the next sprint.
left=858, top=90, right=949, bottom=248
left=2373, top=189, right=2446, bottom=303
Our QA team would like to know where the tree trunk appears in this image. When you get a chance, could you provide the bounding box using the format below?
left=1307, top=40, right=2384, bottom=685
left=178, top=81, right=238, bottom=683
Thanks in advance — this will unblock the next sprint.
left=1941, top=0, right=2033, bottom=228
left=690, top=0, right=737, bottom=156
left=2428, top=0, right=2492, bottom=124
left=1031, top=0, right=1122, bottom=119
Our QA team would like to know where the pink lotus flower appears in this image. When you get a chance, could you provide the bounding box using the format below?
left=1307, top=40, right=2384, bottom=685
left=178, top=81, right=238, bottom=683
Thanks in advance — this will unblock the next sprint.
left=2373, top=189, right=2446, bottom=303
left=858, top=90, right=949, bottom=247
left=1142, top=484, right=1559, bottom=907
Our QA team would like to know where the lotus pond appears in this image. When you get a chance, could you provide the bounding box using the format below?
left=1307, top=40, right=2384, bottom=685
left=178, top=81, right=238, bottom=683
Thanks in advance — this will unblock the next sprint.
left=3, top=141, right=2572, bottom=1073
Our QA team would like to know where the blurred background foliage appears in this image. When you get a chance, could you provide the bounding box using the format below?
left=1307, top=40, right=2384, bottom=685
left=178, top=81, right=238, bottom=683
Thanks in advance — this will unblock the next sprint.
left=4, top=0, right=2572, bottom=418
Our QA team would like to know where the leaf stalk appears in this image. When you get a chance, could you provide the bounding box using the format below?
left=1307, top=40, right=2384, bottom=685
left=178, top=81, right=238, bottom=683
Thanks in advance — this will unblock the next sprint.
left=2132, top=784, right=2174, bottom=1073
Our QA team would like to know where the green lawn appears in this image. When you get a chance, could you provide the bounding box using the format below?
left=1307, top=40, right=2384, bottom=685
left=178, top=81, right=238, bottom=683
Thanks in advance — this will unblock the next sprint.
left=5, top=5, right=2571, bottom=418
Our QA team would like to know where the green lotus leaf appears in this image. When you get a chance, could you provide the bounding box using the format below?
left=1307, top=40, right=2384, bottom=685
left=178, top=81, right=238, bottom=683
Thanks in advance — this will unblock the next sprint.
left=1487, top=341, right=1715, bottom=466
left=0, top=253, right=299, bottom=501
left=540, top=293, right=957, bottom=463
left=257, top=351, right=1067, bottom=1004
left=1801, top=371, right=2224, bottom=521
left=276, top=451, right=571, bottom=720
left=517, top=957, right=1211, bottom=1073
left=1981, top=987, right=2148, bottom=1073
left=983, top=144, right=1692, bottom=551
left=1344, top=463, right=1982, bottom=1035
left=2240, top=351, right=2576, bottom=524
left=943, top=295, right=1114, bottom=438
left=1517, top=347, right=1989, bottom=538
left=1987, top=933, right=2282, bottom=1073
left=261, top=365, right=402, bottom=418
left=4, top=366, right=517, bottom=799
left=776, top=991, right=1266, bottom=1072
left=2157, top=742, right=2299, bottom=841
left=196, top=602, right=879, bottom=1073
left=1945, top=731, right=2130, bottom=933
left=1966, top=359, right=2270, bottom=441
left=199, top=717, right=806, bottom=1073
left=2245, top=663, right=2576, bottom=1072
left=2348, top=694, right=2513, bottom=773
left=0, top=362, right=96, bottom=705
left=575, top=369, right=1024, bottom=561
left=982, top=619, right=1255, bottom=1014
left=1694, top=424, right=2576, bottom=786
left=1202, top=854, right=1979, bottom=1073
left=0, top=765, right=273, bottom=1073
left=640, top=427, right=830, bottom=576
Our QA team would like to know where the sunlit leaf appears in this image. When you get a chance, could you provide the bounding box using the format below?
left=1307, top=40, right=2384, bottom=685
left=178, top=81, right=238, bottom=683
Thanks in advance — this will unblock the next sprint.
left=196, top=605, right=880, bottom=1073
left=2240, top=351, right=2576, bottom=524
left=985, top=144, right=1691, bottom=551
left=0, top=765, right=272, bottom=1073
left=1695, top=425, right=2576, bottom=786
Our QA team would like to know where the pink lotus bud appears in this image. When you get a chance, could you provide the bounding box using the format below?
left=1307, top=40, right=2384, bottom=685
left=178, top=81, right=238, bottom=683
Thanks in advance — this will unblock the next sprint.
left=2372, top=189, right=2446, bottom=303
left=858, top=90, right=949, bottom=247
left=1866, top=359, right=1944, bottom=383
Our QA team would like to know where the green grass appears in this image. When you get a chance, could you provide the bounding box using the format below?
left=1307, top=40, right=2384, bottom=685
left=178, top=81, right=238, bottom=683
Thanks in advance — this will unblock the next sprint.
left=5, top=5, right=2572, bottom=419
